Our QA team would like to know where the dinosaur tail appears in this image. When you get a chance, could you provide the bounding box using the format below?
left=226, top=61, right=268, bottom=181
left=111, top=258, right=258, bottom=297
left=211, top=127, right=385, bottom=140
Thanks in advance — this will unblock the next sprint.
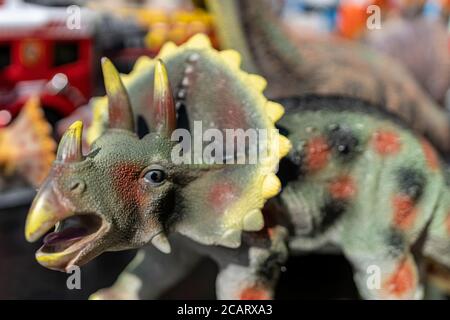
left=0, top=97, right=56, bottom=187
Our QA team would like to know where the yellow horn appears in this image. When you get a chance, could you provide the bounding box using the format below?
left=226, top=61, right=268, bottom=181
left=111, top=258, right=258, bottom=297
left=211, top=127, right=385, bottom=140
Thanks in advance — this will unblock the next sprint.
left=56, top=121, right=84, bottom=163
left=101, top=57, right=135, bottom=132
left=151, top=59, right=176, bottom=137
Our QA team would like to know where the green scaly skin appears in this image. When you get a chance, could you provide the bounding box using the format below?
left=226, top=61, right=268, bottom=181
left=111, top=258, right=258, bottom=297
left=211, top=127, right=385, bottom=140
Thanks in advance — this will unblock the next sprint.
left=206, top=0, right=450, bottom=156
left=276, top=96, right=450, bottom=299
left=24, top=37, right=450, bottom=300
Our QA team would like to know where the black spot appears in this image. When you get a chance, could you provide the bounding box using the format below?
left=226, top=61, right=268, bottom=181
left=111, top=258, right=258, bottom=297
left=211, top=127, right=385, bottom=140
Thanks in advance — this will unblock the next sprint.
left=327, top=124, right=360, bottom=161
left=314, top=198, right=347, bottom=234
left=276, top=124, right=290, bottom=137
left=397, top=168, right=426, bottom=201
left=175, top=101, right=190, bottom=131
left=278, top=148, right=305, bottom=187
left=137, top=115, right=149, bottom=138
left=158, top=189, right=178, bottom=231
left=257, top=253, right=283, bottom=281
left=385, top=228, right=406, bottom=258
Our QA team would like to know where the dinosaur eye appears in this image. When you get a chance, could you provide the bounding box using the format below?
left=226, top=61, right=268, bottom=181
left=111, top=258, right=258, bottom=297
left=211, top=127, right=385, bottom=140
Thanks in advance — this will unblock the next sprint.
left=144, top=169, right=166, bottom=186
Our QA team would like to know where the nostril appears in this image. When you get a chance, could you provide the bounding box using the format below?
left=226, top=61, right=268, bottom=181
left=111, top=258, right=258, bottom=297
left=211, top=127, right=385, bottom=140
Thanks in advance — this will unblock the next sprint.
left=70, top=180, right=86, bottom=194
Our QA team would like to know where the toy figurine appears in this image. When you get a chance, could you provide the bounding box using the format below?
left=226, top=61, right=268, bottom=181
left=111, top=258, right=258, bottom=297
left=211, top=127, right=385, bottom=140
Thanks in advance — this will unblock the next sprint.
left=24, top=35, right=450, bottom=299
left=206, top=0, right=450, bottom=155
left=0, top=97, right=56, bottom=188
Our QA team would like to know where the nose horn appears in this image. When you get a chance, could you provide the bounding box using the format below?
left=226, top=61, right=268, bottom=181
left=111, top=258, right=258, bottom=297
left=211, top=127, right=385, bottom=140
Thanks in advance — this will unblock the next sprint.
left=101, top=57, right=135, bottom=132
left=56, top=121, right=84, bottom=163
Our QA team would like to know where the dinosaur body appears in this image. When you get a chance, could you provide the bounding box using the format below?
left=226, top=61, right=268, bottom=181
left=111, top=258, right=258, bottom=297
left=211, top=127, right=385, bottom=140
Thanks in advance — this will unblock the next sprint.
left=276, top=96, right=450, bottom=298
left=24, top=36, right=450, bottom=299
left=206, top=0, right=450, bottom=155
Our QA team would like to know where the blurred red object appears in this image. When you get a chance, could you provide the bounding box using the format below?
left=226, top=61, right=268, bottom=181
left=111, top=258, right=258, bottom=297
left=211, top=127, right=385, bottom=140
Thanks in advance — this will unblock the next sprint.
left=0, top=1, right=94, bottom=122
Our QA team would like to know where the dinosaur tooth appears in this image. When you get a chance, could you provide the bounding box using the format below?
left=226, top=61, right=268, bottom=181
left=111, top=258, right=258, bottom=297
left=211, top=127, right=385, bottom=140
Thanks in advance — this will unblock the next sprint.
left=266, top=101, right=285, bottom=123
left=243, top=209, right=264, bottom=231
left=151, top=233, right=171, bottom=254
left=219, top=49, right=241, bottom=69
left=222, top=229, right=241, bottom=248
left=262, top=173, right=281, bottom=199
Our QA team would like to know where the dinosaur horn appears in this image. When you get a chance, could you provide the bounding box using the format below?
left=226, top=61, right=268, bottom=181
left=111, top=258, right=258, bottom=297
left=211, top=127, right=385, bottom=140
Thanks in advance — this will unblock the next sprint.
left=57, top=121, right=84, bottom=162
left=151, top=59, right=176, bottom=137
left=101, top=57, right=135, bottom=132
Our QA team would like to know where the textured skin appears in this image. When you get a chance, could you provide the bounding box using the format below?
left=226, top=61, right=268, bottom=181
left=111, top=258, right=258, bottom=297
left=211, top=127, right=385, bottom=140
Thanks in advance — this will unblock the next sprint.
left=95, top=92, right=450, bottom=299
left=25, top=37, right=450, bottom=300
left=25, top=36, right=289, bottom=300
left=276, top=96, right=450, bottom=299
left=206, top=0, right=450, bottom=155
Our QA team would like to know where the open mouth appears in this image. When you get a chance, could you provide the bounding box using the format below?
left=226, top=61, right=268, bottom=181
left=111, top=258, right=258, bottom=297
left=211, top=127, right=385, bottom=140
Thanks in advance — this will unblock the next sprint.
left=40, top=214, right=104, bottom=254
left=32, top=211, right=107, bottom=271
left=32, top=214, right=107, bottom=271
left=25, top=180, right=110, bottom=271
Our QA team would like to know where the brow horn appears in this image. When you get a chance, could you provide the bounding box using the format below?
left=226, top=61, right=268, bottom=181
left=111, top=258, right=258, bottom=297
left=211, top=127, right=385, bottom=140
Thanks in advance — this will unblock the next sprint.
left=101, top=57, right=135, bottom=132
left=151, top=59, right=176, bottom=137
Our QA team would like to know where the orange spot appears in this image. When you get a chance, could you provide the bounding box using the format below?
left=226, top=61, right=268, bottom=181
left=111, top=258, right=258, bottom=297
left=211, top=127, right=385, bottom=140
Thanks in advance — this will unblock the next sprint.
left=372, top=130, right=401, bottom=155
left=328, top=175, right=356, bottom=199
left=207, top=182, right=238, bottom=212
left=421, top=139, right=439, bottom=171
left=392, top=194, right=417, bottom=230
left=240, top=285, right=270, bottom=300
left=112, top=163, right=142, bottom=205
left=384, top=258, right=416, bottom=298
left=305, top=136, right=330, bottom=171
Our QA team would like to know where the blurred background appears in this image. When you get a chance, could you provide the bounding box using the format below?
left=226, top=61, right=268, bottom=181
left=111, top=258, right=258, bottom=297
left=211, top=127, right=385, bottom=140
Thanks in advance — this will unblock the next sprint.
left=0, top=0, right=449, bottom=299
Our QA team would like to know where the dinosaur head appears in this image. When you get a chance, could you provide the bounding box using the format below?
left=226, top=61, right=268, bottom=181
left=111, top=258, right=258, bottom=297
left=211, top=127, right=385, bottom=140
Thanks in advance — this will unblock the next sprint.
left=25, top=35, right=291, bottom=272
left=25, top=59, right=182, bottom=271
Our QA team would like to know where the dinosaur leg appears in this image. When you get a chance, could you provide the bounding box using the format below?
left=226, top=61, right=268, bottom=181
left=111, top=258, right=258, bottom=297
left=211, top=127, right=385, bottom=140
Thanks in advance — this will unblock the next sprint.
left=214, top=226, right=289, bottom=300
left=344, top=249, right=422, bottom=300
left=90, top=239, right=203, bottom=300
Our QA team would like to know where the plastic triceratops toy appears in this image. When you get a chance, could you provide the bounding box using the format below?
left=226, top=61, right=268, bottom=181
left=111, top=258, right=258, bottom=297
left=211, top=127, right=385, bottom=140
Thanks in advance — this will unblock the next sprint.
left=24, top=35, right=450, bottom=300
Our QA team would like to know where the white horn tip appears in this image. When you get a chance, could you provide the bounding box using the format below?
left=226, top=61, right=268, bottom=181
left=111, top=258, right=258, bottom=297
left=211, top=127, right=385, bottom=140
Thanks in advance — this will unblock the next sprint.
left=151, top=233, right=171, bottom=254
